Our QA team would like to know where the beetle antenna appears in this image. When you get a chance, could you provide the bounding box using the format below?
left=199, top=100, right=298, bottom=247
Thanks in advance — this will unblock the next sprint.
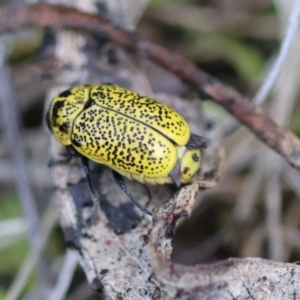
left=112, top=171, right=155, bottom=221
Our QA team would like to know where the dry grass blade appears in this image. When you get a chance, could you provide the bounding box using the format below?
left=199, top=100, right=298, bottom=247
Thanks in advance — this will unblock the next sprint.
left=0, top=65, right=39, bottom=242
left=253, top=0, right=300, bottom=107
left=5, top=203, right=57, bottom=300
left=234, top=152, right=265, bottom=222
left=224, top=0, right=300, bottom=135
left=265, top=155, right=283, bottom=261
left=47, top=251, right=78, bottom=300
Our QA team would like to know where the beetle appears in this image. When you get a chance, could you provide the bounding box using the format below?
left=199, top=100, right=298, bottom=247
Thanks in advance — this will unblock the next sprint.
left=46, top=84, right=207, bottom=218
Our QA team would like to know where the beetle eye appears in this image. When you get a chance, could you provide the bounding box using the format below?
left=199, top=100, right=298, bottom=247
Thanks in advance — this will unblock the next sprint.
left=192, top=153, right=199, bottom=162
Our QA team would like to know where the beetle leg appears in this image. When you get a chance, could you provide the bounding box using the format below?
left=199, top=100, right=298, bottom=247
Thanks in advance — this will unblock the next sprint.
left=169, top=160, right=182, bottom=187
left=186, top=133, right=208, bottom=150
left=81, top=156, right=99, bottom=201
left=112, top=171, right=155, bottom=221
left=81, top=156, right=100, bottom=223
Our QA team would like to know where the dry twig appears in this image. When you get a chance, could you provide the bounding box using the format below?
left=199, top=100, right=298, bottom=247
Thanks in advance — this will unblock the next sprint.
left=0, top=65, right=39, bottom=242
left=5, top=204, right=57, bottom=300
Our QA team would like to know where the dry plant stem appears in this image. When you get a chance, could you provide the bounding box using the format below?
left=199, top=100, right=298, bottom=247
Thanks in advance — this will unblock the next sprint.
left=0, top=218, right=27, bottom=250
left=225, top=135, right=255, bottom=172
left=0, top=4, right=300, bottom=171
left=0, top=65, right=39, bottom=242
left=265, top=156, right=283, bottom=261
left=0, top=65, right=54, bottom=297
left=284, top=165, right=300, bottom=197
left=224, top=0, right=300, bottom=135
left=283, top=201, right=300, bottom=258
left=253, top=0, right=300, bottom=107
left=5, top=203, right=58, bottom=300
left=66, top=282, right=95, bottom=300
left=284, top=226, right=300, bottom=250
left=234, top=152, right=265, bottom=222
left=0, top=235, right=23, bottom=251
left=264, top=0, right=300, bottom=261
left=241, top=225, right=265, bottom=257
left=270, top=19, right=300, bottom=127
left=150, top=201, right=300, bottom=299
left=47, top=251, right=78, bottom=300
left=0, top=160, right=51, bottom=188
left=0, top=218, right=26, bottom=238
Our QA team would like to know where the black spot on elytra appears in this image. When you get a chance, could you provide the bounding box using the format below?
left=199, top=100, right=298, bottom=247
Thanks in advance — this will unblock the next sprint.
left=83, top=98, right=96, bottom=110
left=72, top=137, right=82, bottom=147
left=51, top=100, right=65, bottom=125
left=59, top=122, right=69, bottom=133
left=59, top=90, right=72, bottom=98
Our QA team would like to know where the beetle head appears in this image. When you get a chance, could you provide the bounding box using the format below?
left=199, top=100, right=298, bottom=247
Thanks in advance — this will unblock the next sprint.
left=48, top=86, right=91, bottom=146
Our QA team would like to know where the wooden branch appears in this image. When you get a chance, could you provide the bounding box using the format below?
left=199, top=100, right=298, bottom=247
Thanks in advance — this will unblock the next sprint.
left=150, top=205, right=300, bottom=299
left=0, top=3, right=300, bottom=171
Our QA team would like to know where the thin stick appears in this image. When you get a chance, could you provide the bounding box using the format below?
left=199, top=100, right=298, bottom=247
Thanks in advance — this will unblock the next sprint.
left=253, top=0, right=300, bottom=107
left=265, top=156, right=283, bottom=261
left=5, top=204, right=57, bottom=300
left=234, top=153, right=265, bottom=222
left=224, top=0, right=300, bottom=135
left=0, top=65, right=39, bottom=242
left=47, top=251, right=78, bottom=300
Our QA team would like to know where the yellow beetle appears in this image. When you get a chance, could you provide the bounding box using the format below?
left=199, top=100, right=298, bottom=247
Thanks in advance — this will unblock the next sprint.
left=46, top=84, right=207, bottom=217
